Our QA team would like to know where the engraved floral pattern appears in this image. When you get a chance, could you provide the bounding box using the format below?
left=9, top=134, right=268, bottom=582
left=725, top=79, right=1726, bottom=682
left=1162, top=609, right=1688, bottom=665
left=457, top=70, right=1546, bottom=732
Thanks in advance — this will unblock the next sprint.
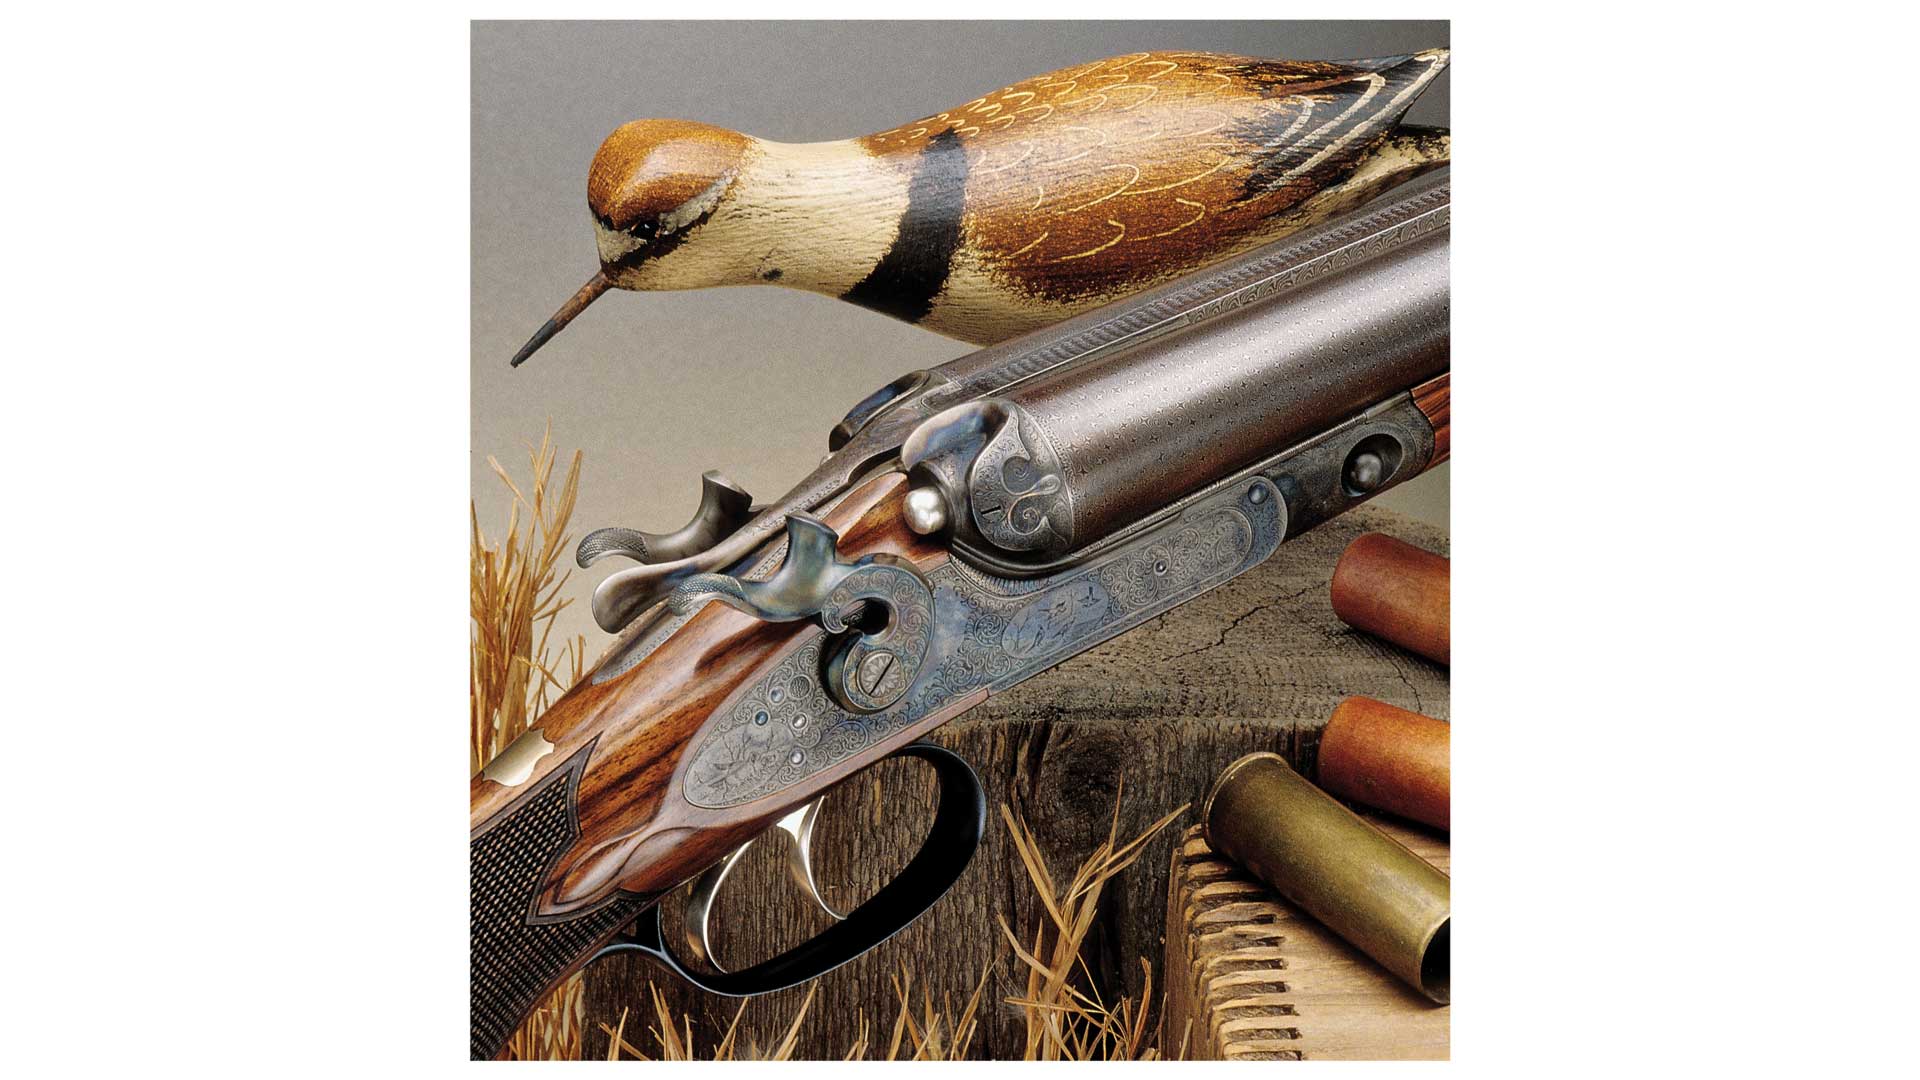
left=683, top=483, right=1282, bottom=808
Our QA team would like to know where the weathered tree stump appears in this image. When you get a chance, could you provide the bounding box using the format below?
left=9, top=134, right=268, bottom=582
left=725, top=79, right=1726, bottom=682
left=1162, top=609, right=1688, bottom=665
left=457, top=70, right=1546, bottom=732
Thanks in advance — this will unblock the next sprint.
left=583, top=505, right=1448, bottom=1060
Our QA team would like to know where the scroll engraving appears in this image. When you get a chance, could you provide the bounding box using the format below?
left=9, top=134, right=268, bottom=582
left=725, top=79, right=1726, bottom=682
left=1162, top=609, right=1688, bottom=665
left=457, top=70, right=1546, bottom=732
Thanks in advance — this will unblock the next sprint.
left=968, top=407, right=1072, bottom=554
left=681, top=478, right=1284, bottom=808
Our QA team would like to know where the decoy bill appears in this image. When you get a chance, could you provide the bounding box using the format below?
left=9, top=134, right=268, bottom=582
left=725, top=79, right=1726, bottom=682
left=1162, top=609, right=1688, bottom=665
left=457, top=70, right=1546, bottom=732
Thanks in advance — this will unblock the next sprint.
left=509, top=48, right=1448, bottom=367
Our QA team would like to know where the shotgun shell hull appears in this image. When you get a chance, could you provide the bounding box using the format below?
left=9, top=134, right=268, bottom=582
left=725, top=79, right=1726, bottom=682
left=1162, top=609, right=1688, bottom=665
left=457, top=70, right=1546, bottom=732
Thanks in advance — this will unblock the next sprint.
left=1319, top=696, right=1451, bottom=830
left=1203, top=752, right=1450, bottom=1003
left=1330, top=532, right=1450, bottom=665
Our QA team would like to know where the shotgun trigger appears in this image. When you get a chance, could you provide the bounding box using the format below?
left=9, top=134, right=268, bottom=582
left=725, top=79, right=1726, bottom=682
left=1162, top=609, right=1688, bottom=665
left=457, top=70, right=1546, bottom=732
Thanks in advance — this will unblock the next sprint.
left=679, top=840, right=749, bottom=972
left=775, top=797, right=847, bottom=921
left=588, top=742, right=985, bottom=995
left=680, top=797, right=844, bottom=972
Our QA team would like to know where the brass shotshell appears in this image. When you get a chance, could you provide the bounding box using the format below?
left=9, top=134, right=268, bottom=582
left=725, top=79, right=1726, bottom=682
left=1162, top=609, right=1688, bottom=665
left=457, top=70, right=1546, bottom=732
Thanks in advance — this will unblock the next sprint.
left=1203, top=752, right=1450, bottom=1003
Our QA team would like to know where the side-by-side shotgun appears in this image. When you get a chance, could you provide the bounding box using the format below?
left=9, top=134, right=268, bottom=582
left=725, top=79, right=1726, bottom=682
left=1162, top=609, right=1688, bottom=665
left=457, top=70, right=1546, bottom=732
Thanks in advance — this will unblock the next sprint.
left=471, top=171, right=1451, bottom=1059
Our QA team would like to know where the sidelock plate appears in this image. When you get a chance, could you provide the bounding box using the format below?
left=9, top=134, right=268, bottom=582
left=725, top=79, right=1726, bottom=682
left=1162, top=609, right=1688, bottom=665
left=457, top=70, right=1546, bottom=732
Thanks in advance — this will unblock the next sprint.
left=680, top=477, right=1286, bottom=809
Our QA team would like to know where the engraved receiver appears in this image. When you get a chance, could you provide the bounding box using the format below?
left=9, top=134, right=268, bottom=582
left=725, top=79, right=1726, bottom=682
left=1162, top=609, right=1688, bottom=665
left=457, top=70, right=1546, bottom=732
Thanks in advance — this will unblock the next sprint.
left=470, top=172, right=1450, bottom=1059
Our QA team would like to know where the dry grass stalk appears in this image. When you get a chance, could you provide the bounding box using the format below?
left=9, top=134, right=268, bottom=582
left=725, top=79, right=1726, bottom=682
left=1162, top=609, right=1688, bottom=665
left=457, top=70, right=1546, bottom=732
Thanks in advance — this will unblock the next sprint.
left=470, top=430, right=1186, bottom=1060
left=504, top=969, right=586, bottom=1062
left=470, top=422, right=584, bottom=775
left=997, top=786, right=1190, bottom=1061
left=596, top=963, right=991, bottom=1061
left=886, top=960, right=992, bottom=1060
left=598, top=984, right=815, bottom=1061
left=586, top=792, right=1182, bottom=1060
left=471, top=425, right=587, bottom=1059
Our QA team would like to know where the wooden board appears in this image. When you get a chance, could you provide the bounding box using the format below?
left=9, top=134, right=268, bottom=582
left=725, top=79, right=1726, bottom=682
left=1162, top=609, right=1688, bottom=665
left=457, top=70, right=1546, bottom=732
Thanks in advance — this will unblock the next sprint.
left=1164, top=821, right=1449, bottom=1060
left=582, top=504, right=1448, bottom=1060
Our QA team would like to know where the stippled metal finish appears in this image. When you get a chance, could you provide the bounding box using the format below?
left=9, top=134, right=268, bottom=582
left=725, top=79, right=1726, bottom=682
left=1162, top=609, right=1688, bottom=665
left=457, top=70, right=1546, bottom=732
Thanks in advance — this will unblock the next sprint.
left=949, top=391, right=1432, bottom=580
left=681, top=476, right=1286, bottom=809
left=584, top=173, right=1448, bottom=633
left=954, top=217, right=1447, bottom=563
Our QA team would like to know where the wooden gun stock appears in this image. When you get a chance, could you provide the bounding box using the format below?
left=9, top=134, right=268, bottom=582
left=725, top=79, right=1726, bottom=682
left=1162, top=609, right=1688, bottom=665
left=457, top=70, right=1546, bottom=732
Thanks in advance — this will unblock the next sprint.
left=468, top=473, right=945, bottom=1059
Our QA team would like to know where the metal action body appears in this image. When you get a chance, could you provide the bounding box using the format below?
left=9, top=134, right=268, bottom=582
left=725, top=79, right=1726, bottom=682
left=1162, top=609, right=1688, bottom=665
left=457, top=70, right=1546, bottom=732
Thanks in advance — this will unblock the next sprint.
left=470, top=172, right=1451, bottom=1059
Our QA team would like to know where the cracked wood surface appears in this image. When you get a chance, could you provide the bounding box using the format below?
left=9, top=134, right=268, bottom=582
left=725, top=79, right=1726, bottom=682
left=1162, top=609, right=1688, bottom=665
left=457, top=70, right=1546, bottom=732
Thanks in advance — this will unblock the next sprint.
left=583, top=504, right=1447, bottom=1059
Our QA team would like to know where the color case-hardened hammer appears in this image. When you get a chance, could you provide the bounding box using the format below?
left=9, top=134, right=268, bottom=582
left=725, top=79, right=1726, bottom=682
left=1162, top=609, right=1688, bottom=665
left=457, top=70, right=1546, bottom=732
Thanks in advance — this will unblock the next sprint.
left=470, top=170, right=1451, bottom=1059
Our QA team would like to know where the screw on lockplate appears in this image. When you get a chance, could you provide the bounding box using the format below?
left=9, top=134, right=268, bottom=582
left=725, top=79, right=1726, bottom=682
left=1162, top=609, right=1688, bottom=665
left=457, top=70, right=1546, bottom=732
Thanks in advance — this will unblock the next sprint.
left=857, top=651, right=896, bottom=696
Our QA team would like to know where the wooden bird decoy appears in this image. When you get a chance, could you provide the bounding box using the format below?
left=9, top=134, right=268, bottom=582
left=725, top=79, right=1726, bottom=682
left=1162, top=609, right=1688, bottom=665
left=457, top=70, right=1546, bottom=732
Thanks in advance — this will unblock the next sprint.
left=511, top=48, right=1449, bottom=366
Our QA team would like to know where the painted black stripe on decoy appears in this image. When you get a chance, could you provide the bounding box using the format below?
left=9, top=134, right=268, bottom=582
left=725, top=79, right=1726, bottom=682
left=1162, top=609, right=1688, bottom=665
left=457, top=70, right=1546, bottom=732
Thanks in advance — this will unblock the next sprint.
left=841, top=127, right=970, bottom=324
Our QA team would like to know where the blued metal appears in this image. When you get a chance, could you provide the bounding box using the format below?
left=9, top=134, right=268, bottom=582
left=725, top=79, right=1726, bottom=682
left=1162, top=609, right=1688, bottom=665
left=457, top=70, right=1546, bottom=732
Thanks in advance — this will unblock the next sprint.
left=682, top=477, right=1285, bottom=809
left=594, top=386, right=1432, bottom=689
left=584, top=172, right=1448, bottom=632
left=587, top=392, right=960, bottom=632
left=576, top=470, right=753, bottom=567
left=667, top=513, right=935, bottom=714
left=1203, top=752, right=1450, bottom=1004
left=590, top=485, right=866, bottom=685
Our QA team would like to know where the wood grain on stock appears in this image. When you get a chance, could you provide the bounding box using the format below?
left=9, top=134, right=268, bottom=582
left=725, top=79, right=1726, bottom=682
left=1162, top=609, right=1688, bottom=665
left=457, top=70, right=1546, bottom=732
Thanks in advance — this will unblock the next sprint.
left=585, top=506, right=1449, bottom=1060
left=1412, top=373, right=1449, bottom=466
left=470, top=472, right=943, bottom=1057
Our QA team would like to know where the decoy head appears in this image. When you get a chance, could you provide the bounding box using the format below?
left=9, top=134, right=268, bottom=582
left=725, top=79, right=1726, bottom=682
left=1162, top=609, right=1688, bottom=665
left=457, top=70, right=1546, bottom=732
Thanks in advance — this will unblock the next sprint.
left=511, top=119, right=751, bottom=367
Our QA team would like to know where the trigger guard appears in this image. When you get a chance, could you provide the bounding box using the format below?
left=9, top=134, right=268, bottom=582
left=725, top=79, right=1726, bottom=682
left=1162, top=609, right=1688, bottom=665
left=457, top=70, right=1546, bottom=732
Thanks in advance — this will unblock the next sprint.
left=588, top=741, right=985, bottom=995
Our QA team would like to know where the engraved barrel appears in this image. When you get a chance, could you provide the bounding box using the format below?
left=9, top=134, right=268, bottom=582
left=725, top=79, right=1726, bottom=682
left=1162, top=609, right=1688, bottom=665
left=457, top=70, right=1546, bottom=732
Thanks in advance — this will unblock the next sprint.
left=902, top=177, right=1449, bottom=566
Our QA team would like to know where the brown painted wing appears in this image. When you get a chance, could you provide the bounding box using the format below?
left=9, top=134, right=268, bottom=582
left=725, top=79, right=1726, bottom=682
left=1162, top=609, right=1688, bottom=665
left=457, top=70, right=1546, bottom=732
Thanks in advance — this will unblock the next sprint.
left=862, top=49, right=1449, bottom=303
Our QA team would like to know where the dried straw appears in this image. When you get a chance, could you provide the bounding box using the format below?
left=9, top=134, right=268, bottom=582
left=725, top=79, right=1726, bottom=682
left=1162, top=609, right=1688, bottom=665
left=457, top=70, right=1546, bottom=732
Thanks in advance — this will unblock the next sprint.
left=587, top=793, right=1184, bottom=1061
left=470, top=422, right=583, bottom=776
left=471, top=427, right=1187, bottom=1060
left=471, top=424, right=587, bottom=1060
left=996, top=785, right=1189, bottom=1061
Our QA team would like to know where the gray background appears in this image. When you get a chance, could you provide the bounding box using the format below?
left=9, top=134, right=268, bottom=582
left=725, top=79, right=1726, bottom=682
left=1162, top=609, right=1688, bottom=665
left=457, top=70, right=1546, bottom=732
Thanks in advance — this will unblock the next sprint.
left=473, top=20, right=1449, bottom=655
